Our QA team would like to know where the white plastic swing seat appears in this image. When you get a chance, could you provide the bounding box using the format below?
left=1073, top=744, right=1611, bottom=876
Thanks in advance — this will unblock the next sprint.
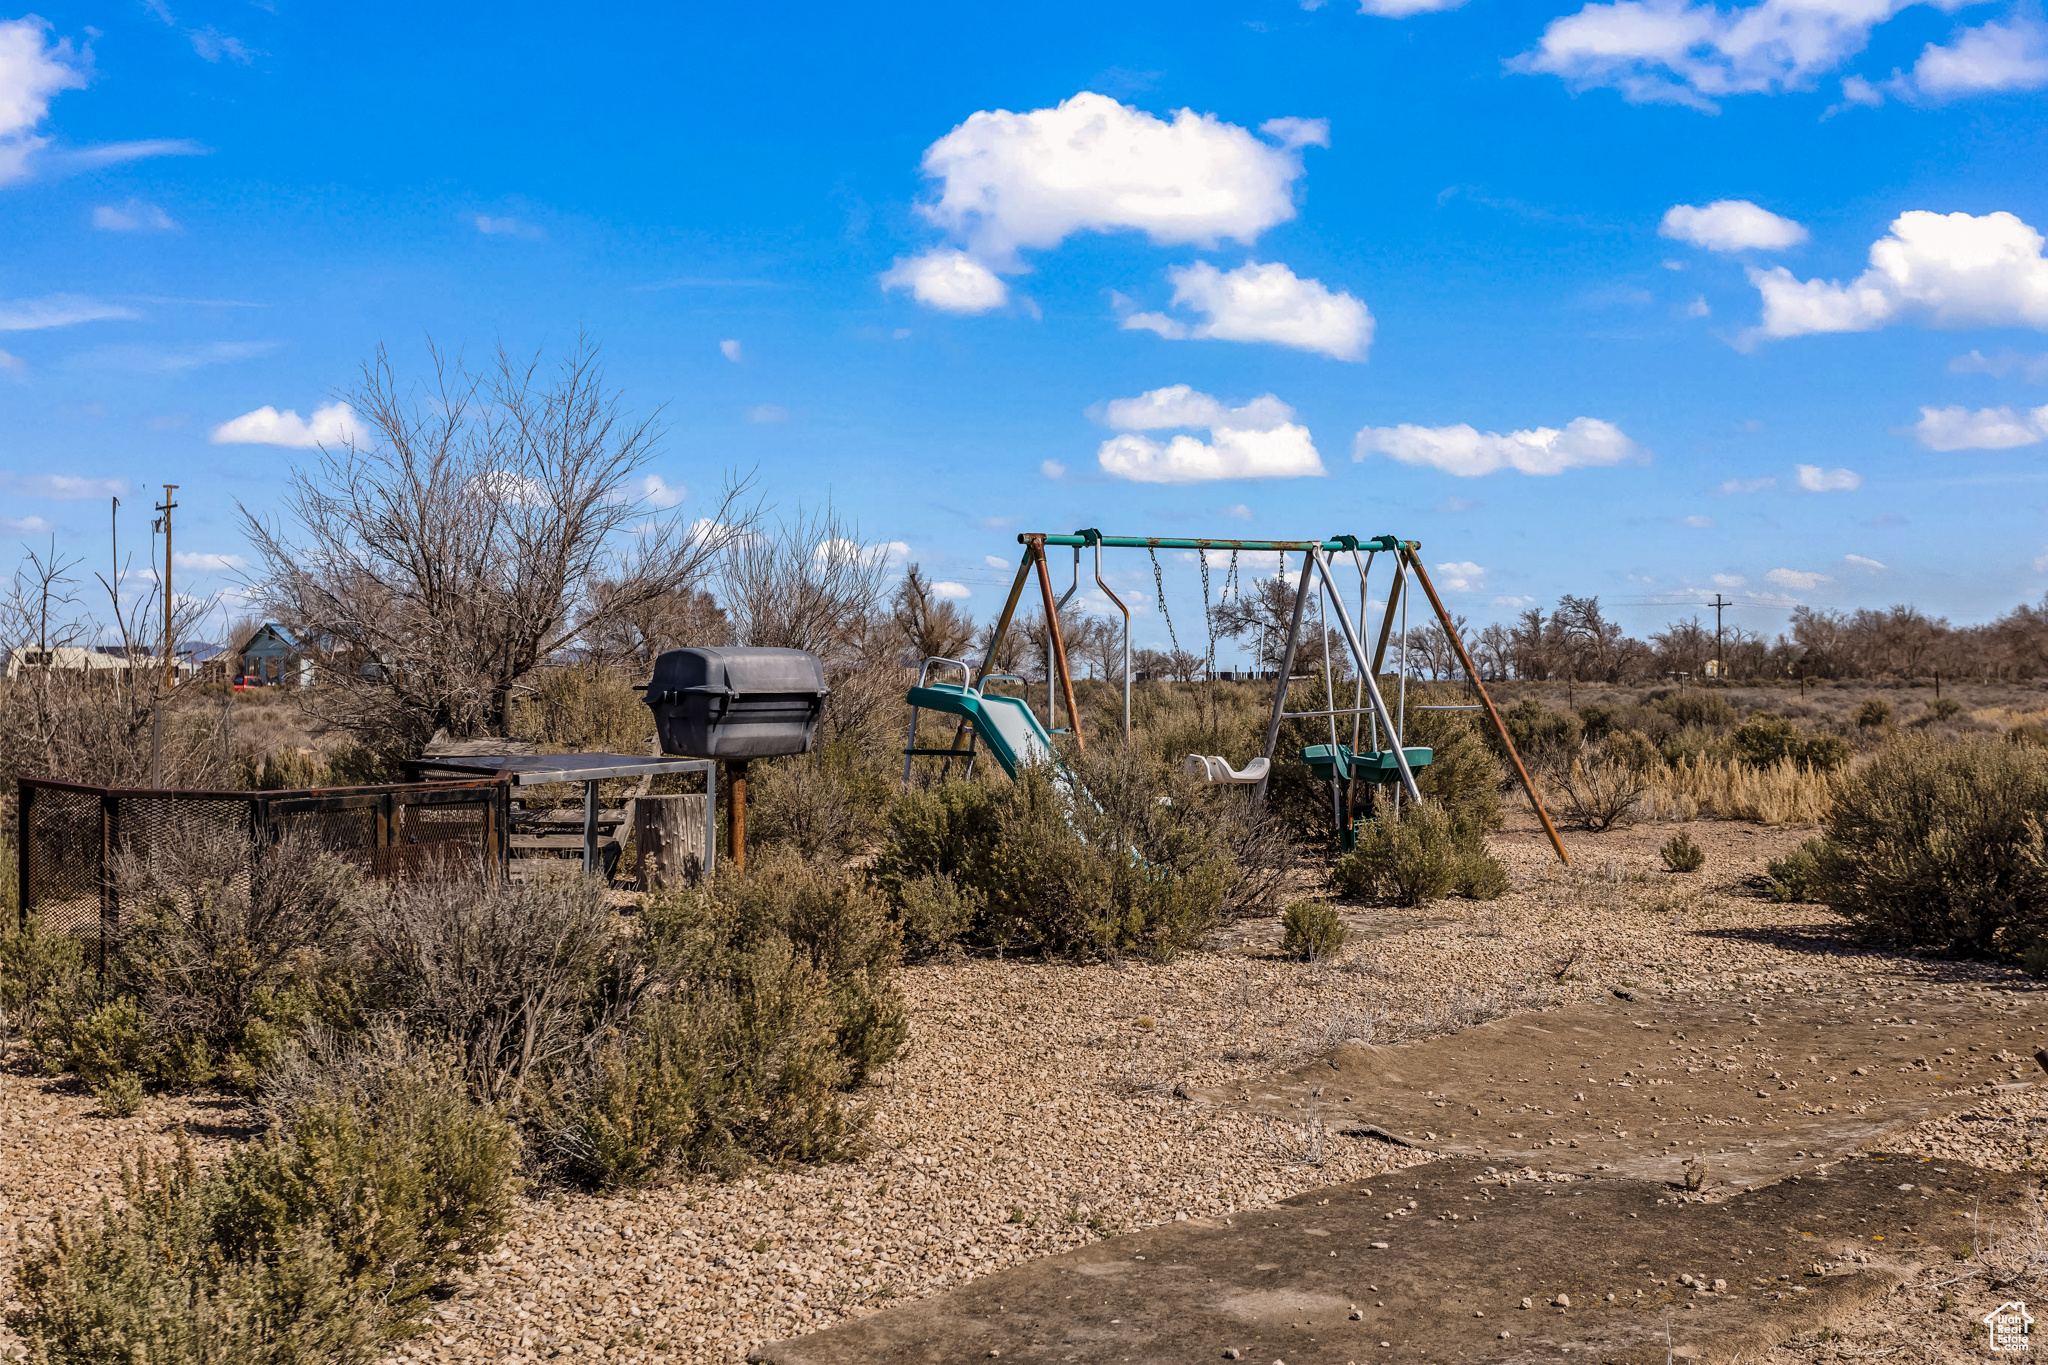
left=1182, top=753, right=1271, bottom=785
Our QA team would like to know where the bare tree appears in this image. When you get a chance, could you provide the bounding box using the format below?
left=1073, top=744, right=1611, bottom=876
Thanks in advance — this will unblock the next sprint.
left=0, top=536, right=224, bottom=791
left=582, top=582, right=728, bottom=669
left=719, top=503, right=888, bottom=658
left=241, top=337, right=756, bottom=748
left=890, top=564, right=974, bottom=664
left=1081, top=614, right=1128, bottom=682
left=1474, top=621, right=1512, bottom=681
left=718, top=502, right=905, bottom=753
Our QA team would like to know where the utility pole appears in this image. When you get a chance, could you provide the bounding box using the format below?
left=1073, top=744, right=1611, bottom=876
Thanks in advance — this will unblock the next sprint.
left=150, top=485, right=178, bottom=787
left=1708, top=593, right=1732, bottom=679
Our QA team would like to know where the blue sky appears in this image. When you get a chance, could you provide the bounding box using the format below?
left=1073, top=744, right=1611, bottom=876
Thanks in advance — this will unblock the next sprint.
left=3, top=0, right=2048, bottom=660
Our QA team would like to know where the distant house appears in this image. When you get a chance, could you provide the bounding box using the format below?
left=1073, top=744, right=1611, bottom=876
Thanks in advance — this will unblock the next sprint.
left=239, top=624, right=311, bottom=688
left=4, top=645, right=135, bottom=678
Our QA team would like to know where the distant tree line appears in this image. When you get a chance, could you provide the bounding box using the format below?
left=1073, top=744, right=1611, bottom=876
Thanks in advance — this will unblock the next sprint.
left=1462, top=596, right=2048, bottom=687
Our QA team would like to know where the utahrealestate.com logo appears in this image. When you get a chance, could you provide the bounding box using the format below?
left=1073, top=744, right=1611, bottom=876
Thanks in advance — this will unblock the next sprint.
left=1988, top=1302, right=2035, bottom=1352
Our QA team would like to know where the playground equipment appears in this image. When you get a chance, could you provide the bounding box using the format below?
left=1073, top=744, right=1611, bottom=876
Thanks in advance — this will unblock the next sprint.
left=900, top=531, right=1569, bottom=866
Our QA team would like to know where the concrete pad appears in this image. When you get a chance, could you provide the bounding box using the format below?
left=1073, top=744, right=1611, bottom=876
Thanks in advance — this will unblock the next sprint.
left=752, top=1156, right=2025, bottom=1365
left=1194, top=988, right=2048, bottom=1190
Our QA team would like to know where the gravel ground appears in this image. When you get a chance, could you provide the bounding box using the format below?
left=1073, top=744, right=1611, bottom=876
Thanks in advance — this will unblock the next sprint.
left=3, top=813, right=2039, bottom=1363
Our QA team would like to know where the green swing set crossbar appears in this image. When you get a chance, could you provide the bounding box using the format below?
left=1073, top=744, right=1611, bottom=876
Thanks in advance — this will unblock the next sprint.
left=1027, top=532, right=1416, bottom=553
left=1300, top=744, right=1435, bottom=785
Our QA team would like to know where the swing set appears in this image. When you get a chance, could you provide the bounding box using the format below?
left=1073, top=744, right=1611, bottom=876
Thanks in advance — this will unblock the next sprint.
left=900, top=530, right=1570, bottom=867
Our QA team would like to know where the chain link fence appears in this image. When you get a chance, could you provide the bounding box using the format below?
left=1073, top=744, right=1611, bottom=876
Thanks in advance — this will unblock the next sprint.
left=15, top=776, right=509, bottom=964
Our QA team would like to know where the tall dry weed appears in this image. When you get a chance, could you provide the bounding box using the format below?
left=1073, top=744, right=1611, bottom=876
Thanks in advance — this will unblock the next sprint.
left=1643, top=755, right=1839, bottom=825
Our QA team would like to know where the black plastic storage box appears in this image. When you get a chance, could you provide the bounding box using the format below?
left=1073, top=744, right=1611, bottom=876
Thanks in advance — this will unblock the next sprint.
left=645, top=647, right=829, bottom=759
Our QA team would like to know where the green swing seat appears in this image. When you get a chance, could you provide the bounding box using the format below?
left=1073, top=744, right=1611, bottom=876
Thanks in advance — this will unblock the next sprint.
left=1299, top=743, right=1433, bottom=785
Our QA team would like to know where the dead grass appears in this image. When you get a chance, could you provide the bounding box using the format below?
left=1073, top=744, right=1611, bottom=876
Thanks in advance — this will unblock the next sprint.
left=1643, top=755, right=1840, bottom=825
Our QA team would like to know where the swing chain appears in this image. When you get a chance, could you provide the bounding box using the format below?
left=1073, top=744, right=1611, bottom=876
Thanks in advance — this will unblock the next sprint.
left=1198, top=549, right=1216, bottom=682
left=1148, top=548, right=1183, bottom=661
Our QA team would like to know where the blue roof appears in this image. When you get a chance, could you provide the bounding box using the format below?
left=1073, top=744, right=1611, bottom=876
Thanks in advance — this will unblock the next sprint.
left=244, top=623, right=301, bottom=651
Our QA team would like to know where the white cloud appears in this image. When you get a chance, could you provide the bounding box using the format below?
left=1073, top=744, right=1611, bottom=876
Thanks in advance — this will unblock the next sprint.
left=1095, top=384, right=1325, bottom=483
left=0, top=18, right=86, bottom=184
left=931, top=580, right=971, bottom=599
left=1660, top=200, right=1807, bottom=251
left=1490, top=594, right=1537, bottom=609
left=1902, top=17, right=2048, bottom=99
left=1950, top=348, right=2048, bottom=381
left=640, top=474, right=687, bottom=508
left=1361, top=0, right=1469, bottom=14
left=1513, top=0, right=1940, bottom=110
left=0, top=349, right=20, bottom=371
left=1765, top=567, right=1832, bottom=591
left=984, top=554, right=1010, bottom=569
left=1098, top=429, right=1324, bottom=483
left=1711, top=572, right=1746, bottom=587
left=881, top=249, right=1009, bottom=314
left=0, top=472, right=127, bottom=499
left=2036, top=547, right=2048, bottom=574
left=1795, top=463, right=1861, bottom=491
left=1222, top=502, right=1254, bottom=520
left=1122, top=259, right=1372, bottom=360
left=1353, top=415, right=1641, bottom=476
left=1041, top=459, right=1068, bottom=480
left=1102, top=384, right=1294, bottom=432
left=747, top=404, right=788, bottom=424
left=92, top=199, right=176, bottom=231
left=0, top=294, right=140, bottom=331
left=1683, top=295, right=1712, bottom=318
left=1912, top=403, right=2048, bottom=450
left=1681, top=514, right=1714, bottom=526
left=1843, top=553, right=1887, bottom=570
left=719, top=339, right=743, bottom=362
left=1719, top=475, right=1777, bottom=493
left=473, top=214, right=543, bottom=238
left=209, top=401, right=365, bottom=449
left=913, top=91, right=1319, bottom=267
left=1750, top=210, right=2048, bottom=339
left=470, top=470, right=546, bottom=505
left=173, top=551, right=246, bottom=572
left=814, top=538, right=910, bottom=571
left=1434, top=560, right=1486, bottom=591
left=1, top=514, right=53, bottom=534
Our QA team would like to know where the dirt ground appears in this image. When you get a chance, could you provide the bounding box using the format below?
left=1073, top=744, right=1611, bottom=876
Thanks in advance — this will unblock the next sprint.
left=4, top=809, right=2044, bottom=1363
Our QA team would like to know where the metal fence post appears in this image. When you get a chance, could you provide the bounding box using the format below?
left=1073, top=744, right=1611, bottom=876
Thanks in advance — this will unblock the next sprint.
left=16, top=779, right=33, bottom=930
left=99, top=789, right=116, bottom=980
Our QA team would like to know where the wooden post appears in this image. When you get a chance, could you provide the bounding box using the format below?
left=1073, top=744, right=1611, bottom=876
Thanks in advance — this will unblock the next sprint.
left=1402, top=550, right=1571, bottom=868
left=634, top=794, right=707, bottom=890
left=1029, top=537, right=1084, bottom=752
left=726, top=759, right=749, bottom=871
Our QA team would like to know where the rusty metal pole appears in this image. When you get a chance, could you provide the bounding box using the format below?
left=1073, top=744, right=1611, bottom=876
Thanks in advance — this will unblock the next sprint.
left=1029, top=537, right=1085, bottom=752
left=727, top=759, right=749, bottom=871
left=1402, top=550, right=1571, bottom=868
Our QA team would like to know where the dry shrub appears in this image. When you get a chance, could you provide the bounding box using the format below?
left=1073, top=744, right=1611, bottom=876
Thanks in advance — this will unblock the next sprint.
left=1660, top=831, right=1706, bottom=873
left=1281, top=899, right=1347, bottom=961
left=541, top=850, right=907, bottom=1185
left=1765, top=838, right=1830, bottom=903
left=873, top=743, right=1257, bottom=962
left=1817, top=736, right=2048, bottom=954
left=1642, top=756, right=1840, bottom=824
left=0, top=910, right=83, bottom=1041
left=23, top=827, right=361, bottom=1095
left=1555, top=757, right=1648, bottom=832
left=362, top=871, right=622, bottom=1109
left=6, top=1038, right=518, bottom=1364
left=1332, top=800, right=1505, bottom=906
left=104, top=825, right=361, bottom=1091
